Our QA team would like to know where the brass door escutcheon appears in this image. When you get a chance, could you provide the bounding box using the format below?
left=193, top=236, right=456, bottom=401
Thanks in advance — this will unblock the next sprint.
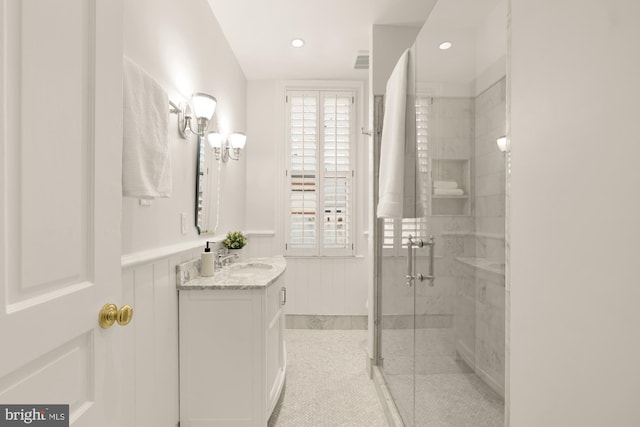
left=98, top=303, right=134, bottom=329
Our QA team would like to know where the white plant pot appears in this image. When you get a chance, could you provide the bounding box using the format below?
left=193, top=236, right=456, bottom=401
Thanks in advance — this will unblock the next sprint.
left=228, top=248, right=245, bottom=262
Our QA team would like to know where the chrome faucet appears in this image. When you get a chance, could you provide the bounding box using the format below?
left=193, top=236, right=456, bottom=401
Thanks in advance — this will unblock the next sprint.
left=214, top=249, right=239, bottom=270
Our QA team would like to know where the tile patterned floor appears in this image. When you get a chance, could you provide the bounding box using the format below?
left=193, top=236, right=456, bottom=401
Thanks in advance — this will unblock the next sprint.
left=381, top=328, right=504, bottom=427
left=269, top=329, right=388, bottom=427
left=270, top=328, right=504, bottom=427
left=384, top=373, right=504, bottom=427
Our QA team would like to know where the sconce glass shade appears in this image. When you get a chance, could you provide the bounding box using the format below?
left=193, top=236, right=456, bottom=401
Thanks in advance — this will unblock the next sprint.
left=229, top=132, right=247, bottom=150
left=191, top=93, right=217, bottom=120
left=208, top=132, right=225, bottom=149
left=496, top=136, right=508, bottom=152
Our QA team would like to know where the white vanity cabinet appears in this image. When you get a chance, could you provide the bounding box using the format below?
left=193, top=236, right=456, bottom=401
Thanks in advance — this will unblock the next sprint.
left=177, top=257, right=286, bottom=427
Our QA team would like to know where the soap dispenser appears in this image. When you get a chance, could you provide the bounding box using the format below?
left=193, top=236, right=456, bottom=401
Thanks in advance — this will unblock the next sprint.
left=200, top=242, right=215, bottom=277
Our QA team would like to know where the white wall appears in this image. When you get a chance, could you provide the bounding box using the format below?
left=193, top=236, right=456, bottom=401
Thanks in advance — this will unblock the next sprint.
left=119, top=1, right=247, bottom=425
left=122, top=0, right=247, bottom=255
left=246, top=80, right=279, bottom=232
left=371, top=25, right=421, bottom=96
left=474, top=0, right=507, bottom=95
left=510, top=1, right=640, bottom=425
left=246, top=80, right=370, bottom=317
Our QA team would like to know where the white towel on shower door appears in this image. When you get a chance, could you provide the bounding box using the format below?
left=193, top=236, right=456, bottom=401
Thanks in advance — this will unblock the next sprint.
left=122, top=56, right=172, bottom=199
left=377, top=48, right=419, bottom=218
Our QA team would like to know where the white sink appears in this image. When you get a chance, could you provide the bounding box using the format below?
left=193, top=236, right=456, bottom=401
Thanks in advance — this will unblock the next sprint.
left=226, top=263, right=273, bottom=277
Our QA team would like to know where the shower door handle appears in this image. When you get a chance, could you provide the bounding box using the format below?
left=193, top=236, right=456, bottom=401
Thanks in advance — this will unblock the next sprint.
left=406, top=235, right=435, bottom=287
left=424, top=235, right=435, bottom=287
left=406, top=235, right=423, bottom=287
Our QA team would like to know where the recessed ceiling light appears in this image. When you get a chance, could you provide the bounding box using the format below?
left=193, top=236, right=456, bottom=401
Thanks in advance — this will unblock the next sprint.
left=438, top=41, right=453, bottom=50
left=291, top=38, right=305, bottom=48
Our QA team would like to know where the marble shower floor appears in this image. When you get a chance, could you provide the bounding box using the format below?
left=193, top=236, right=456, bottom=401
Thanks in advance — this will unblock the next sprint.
left=381, top=328, right=504, bottom=427
left=384, top=372, right=504, bottom=427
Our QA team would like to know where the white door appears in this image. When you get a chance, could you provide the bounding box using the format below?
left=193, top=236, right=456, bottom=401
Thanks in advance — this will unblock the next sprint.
left=0, top=0, right=124, bottom=425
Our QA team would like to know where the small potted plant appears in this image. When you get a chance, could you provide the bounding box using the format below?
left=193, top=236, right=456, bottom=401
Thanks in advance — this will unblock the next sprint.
left=223, top=231, right=247, bottom=256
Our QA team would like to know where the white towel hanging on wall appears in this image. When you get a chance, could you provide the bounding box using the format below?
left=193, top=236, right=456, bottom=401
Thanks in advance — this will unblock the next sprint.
left=122, top=56, right=172, bottom=199
left=376, top=48, right=419, bottom=219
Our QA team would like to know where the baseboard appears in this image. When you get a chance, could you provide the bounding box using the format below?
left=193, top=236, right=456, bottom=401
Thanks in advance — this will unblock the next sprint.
left=285, top=314, right=368, bottom=330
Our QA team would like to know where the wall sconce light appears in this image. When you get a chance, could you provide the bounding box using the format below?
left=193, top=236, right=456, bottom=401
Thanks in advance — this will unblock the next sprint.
left=496, top=136, right=508, bottom=152
left=207, top=131, right=246, bottom=162
left=170, top=93, right=217, bottom=138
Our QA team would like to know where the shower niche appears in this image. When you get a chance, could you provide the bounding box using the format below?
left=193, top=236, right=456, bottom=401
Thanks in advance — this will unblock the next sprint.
left=430, top=158, right=470, bottom=216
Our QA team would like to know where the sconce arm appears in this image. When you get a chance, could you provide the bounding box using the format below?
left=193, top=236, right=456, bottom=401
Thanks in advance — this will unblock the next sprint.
left=227, top=146, right=241, bottom=161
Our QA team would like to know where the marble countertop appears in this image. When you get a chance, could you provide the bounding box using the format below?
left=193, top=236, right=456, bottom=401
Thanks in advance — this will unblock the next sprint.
left=177, top=256, right=286, bottom=291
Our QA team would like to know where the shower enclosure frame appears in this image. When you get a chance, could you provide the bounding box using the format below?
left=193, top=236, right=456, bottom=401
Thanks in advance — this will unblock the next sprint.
left=371, top=73, right=508, bottom=427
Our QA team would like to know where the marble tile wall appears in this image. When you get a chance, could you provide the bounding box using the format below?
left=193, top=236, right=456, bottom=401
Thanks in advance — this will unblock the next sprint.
left=380, top=98, right=475, bottom=331
left=475, top=78, right=507, bottom=243
left=469, top=77, right=507, bottom=397
left=429, top=97, right=474, bottom=160
left=378, top=87, right=506, bottom=399
left=475, top=267, right=506, bottom=395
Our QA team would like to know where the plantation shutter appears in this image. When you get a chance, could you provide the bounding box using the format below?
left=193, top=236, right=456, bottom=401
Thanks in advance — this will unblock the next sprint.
left=321, top=92, right=353, bottom=255
left=287, top=91, right=318, bottom=255
left=286, top=89, right=355, bottom=256
left=382, top=218, right=395, bottom=251
left=416, top=95, right=431, bottom=217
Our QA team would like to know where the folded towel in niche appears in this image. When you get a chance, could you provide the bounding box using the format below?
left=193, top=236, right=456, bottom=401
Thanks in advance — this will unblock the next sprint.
left=433, top=180, right=459, bottom=189
left=434, top=188, right=464, bottom=196
left=122, top=56, right=171, bottom=198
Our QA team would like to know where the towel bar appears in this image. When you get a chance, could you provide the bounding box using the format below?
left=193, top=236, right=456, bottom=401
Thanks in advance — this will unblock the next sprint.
left=169, top=100, right=180, bottom=114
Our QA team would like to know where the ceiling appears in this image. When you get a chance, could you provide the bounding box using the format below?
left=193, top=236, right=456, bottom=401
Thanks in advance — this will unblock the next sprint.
left=415, top=0, right=506, bottom=89
left=206, top=0, right=437, bottom=81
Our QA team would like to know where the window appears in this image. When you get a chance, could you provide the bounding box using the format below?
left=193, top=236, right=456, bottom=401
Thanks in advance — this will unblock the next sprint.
left=285, top=89, right=355, bottom=256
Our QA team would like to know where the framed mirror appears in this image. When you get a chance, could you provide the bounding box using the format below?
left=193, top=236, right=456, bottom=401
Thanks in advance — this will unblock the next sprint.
left=195, top=134, right=218, bottom=234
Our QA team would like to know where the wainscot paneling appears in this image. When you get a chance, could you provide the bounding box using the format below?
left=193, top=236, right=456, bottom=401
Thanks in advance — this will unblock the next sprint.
left=121, top=245, right=202, bottom=427
left=283, top=257, right=368, bottom=316
left=244, top=231, right=369, bottom=317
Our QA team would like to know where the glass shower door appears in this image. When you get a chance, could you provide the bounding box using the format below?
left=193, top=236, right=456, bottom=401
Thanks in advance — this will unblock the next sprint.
left=410, top=88, right=506, bottom=427
left=410, top=0, right=507, bottom=425
left=377, top=218, right=417, bottom=426
left=377, top=0, right=507, bottom=426
left=376, top=82, right=416, bottom=423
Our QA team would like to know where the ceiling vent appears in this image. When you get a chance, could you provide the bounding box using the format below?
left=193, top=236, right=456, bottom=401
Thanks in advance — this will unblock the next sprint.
left=354, top=51, right=369, bottom=70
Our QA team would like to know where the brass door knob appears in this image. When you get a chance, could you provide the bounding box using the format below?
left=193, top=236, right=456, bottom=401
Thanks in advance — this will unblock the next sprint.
left=98, top=303, right=134, bottom=329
